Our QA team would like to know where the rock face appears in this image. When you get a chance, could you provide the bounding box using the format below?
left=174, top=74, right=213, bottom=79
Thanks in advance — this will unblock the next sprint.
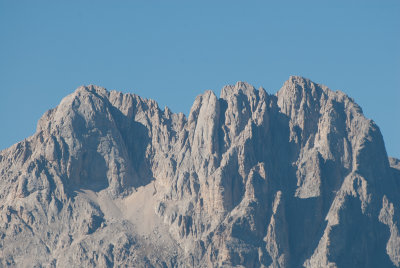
left=0, top=76, right=399, bottom=267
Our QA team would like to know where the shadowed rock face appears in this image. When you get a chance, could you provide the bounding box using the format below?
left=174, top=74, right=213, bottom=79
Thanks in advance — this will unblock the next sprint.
left=0, top=77, right=399, bottom=267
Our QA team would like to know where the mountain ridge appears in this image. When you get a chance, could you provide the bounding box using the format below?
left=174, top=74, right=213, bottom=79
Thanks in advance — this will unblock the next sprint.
left=0, top=76, right=399, bottom=267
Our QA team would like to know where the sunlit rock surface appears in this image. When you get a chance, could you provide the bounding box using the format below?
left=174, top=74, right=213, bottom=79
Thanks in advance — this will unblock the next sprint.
left=0, top=77, right=399, bottom=267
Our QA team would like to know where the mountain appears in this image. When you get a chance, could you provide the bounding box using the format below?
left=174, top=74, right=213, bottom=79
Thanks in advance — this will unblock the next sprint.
left=0, top=76, right=399, bottom=267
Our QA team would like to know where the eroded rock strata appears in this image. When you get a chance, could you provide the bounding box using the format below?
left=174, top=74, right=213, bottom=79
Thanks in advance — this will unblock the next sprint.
left=0, top=76, right=399, bottom=267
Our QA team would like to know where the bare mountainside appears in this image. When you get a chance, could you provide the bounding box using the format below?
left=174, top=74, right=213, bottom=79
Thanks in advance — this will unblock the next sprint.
left=0, top=76, right=399, bottom=267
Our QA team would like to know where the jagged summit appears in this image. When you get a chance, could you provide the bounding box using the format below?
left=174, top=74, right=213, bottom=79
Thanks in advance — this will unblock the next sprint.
left=220, top=81, right=257, bottom=99
left=0, top=77, right=399, bottom=267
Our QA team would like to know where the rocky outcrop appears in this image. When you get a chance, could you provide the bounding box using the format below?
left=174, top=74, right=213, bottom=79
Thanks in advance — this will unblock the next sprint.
left=0, top=77, right=399, bottom=267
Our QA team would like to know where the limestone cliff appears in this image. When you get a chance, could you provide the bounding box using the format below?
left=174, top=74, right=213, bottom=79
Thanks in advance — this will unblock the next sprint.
left=0, top=77, right=398, bottom=267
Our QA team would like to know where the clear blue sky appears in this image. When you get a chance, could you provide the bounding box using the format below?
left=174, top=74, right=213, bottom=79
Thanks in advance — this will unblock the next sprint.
left=1, top=1, right=399, bottom=158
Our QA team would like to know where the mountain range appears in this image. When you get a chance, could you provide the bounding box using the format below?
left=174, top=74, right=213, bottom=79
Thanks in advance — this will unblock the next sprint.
left=0, top=76, right=399, bottom=267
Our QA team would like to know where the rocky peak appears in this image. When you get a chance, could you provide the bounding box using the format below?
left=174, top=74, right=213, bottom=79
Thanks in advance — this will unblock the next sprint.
left=220, top=81, right=257, bottom=100
left=0, top=77, right=399, bottom=267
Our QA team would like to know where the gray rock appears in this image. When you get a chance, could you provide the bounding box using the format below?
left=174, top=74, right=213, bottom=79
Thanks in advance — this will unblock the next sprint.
left=0, top=77, right=398, bottom=267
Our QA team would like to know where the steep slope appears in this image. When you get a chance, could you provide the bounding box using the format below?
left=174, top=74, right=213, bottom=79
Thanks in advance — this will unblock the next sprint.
left=0, top=77, right=399, bottom=267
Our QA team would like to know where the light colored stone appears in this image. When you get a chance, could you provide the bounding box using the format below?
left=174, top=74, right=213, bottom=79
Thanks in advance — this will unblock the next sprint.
left=0, top=77, right=398, bottom=267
